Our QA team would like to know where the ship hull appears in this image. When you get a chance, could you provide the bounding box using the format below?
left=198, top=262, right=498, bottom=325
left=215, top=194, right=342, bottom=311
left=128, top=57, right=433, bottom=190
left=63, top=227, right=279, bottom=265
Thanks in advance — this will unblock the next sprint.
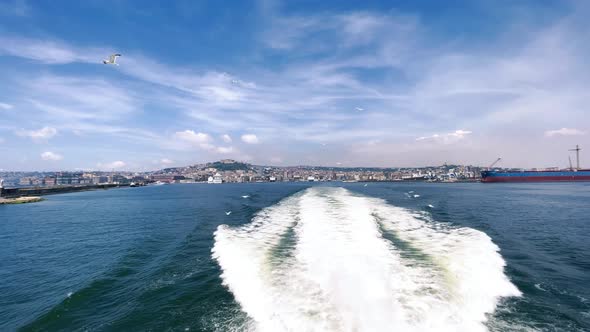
left=481, top=170, right=590, bottom=183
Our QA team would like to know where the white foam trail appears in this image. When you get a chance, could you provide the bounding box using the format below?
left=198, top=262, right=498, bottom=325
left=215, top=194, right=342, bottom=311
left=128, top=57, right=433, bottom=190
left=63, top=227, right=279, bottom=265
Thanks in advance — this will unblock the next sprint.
left=212, top=187, right=520, bottom=332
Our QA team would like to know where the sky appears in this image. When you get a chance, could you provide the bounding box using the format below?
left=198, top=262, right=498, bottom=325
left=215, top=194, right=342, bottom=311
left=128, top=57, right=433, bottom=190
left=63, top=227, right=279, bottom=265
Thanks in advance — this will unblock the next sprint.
left=0, top=0, right=588, bottom=171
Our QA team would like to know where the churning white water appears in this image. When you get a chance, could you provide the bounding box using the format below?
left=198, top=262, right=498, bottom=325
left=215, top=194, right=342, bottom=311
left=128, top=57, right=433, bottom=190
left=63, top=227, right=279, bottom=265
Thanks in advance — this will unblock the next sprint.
left=212, top=187, right=520, bottom=332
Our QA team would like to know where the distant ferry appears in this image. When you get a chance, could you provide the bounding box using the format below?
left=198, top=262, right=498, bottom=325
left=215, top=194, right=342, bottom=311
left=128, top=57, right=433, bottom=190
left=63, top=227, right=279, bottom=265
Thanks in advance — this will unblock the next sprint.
left=482, top=145, right=590, bottom=183
left=481, top=169, right=590, bottom=183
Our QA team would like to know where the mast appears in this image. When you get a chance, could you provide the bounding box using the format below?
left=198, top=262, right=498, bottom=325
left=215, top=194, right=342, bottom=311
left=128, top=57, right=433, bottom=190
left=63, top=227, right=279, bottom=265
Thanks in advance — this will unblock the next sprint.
left=569, top=145, right=581, bottom=170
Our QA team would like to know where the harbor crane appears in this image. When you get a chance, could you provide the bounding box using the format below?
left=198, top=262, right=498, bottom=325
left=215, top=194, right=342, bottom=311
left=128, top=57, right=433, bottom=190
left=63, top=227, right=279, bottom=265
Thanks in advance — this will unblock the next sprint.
left=569, top=145, right=581, bottom=170
left=488, top=157, right=502, bottom=169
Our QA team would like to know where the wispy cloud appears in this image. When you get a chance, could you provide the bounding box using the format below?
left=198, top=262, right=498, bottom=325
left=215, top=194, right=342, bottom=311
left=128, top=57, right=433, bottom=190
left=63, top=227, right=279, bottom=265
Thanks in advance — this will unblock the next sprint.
left=97, top=160, right=126, bottom=170
left=0, top=102, right=13, bottom=110
left=416, top=130, right=473, bottom=143
left=41, top=151, right=63, bottom=161
left=221, top=134, right=232, bottom=143
left=545, top=128, right=585, bottom=137
left=0, top=35, right=101, bottom=64
left=25, top=75, right=137, bottom=121
left=17, top=126, right=57, bottom=142
left=1, top=1, right=589, bottom=169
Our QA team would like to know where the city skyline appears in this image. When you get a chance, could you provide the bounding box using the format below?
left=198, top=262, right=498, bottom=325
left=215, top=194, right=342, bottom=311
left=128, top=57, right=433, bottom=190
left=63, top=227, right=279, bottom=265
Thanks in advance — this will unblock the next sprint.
left=1, top=0, right=589, bottom=171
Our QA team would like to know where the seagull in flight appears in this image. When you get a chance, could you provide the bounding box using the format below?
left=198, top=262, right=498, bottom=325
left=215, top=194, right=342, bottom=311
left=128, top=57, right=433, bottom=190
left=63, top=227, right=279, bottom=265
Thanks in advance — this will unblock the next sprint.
left=225, top=211, right=232, bottom=215
left=103, top=53, right=121, bottom=65
left=355, top=107, right=364, bottom=111
left=241, top=195, right=250, bottom=199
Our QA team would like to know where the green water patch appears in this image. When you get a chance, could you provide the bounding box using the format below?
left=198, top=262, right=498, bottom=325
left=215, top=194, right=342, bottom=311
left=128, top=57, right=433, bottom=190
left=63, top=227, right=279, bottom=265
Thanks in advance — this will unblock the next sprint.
left=19, top=236, right=178, bottom=331
left=265, top=211, right=301, bottom=274
left=373, top=213, right=433, bottom=266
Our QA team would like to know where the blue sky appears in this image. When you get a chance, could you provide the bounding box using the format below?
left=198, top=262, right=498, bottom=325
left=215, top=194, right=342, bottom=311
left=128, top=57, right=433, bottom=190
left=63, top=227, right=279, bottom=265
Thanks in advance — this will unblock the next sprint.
left=0, top=0, right=588, bottom=171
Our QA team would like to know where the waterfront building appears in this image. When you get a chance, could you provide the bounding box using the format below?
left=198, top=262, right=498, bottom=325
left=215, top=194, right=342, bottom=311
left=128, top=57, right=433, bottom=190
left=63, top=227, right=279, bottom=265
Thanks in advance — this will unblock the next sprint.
left=56, top=172, right=83, bottom=185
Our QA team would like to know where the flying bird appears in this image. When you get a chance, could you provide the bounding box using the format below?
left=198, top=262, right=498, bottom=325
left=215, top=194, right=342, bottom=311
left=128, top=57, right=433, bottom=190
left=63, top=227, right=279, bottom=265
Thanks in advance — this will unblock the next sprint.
left=103, top=53, right=121, bottom=65
left=241, top=195, right=250, bottom=199
left=355, top=107, right=364, bottom=111
left=225, top=211, right=232, bottom=215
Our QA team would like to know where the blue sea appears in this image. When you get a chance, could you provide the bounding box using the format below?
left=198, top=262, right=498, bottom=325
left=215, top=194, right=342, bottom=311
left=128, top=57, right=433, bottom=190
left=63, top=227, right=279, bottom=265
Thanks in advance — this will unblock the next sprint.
left=1, top=182, right=589, bottom=331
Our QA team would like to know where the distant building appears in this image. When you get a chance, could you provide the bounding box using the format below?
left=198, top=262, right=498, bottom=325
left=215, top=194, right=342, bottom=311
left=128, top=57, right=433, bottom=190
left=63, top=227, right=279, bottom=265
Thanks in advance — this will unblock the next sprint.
left=151, top=174, right=176, bottom=183
left=56, top=172, right=83, bottom=185
left=19, top=177, right=34, bottom=186
left=208, top=173, right=223, bottom=184
left=111, top=174, right=130, bottom=184
left=43, top=177, right=56, bottom=186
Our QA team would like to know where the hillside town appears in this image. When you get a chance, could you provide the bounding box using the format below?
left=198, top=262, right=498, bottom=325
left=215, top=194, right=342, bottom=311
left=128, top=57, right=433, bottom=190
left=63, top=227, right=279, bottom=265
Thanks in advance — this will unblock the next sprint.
left=1, top=160, right=485, bottom=188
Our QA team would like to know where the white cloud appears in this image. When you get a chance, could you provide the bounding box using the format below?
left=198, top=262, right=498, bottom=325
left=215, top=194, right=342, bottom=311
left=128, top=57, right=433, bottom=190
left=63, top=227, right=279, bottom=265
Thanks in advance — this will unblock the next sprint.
left=544, top=128, right=585, bottom=137
left=98, top=161, right=126, bottom=170
left=161, top=158, right=174, bottom=165
left=221, top=134, right=232, bottom=143
left=173, top=130, right=215, bottom=151
left=40, top=151, right=63, bottom=161
left=417, top=130, right=472, bottom=143
left=0, top=102, right=13, bottom=110
left=17, top=126, right=58, bottom=142
left=174, top=130, right=211, bottom=144
left=216, top=146, right=234, bottom=154
left=241, top=134, right=259, bottom=144
left=0, top=137, right=4, bottom=143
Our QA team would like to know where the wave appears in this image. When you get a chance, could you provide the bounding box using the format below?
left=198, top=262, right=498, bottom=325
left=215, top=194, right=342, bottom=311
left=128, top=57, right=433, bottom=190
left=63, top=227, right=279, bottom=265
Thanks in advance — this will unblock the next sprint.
left=212, top=187, right=521, bottom=332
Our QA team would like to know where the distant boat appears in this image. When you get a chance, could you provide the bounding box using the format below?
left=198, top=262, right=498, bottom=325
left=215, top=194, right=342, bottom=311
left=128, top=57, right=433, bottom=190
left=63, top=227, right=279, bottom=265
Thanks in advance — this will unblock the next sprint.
left=482, top=169, right=590, bottom=182
left=482, top=145, right=590, bottom=183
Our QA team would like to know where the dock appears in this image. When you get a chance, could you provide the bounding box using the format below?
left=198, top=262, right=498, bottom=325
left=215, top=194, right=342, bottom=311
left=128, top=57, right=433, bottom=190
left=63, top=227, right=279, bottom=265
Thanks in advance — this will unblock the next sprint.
left=0, top=183, right=128, bottom=199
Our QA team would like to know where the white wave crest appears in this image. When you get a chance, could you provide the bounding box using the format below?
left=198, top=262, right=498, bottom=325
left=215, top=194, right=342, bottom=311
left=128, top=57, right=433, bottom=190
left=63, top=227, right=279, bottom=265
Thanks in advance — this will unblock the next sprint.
left=212, top=187, right=521, bottom=332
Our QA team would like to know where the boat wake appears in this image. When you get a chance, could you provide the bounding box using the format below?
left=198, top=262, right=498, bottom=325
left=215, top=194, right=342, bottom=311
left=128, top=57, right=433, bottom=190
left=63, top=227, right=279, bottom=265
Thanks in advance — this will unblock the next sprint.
left=212, top=187, right=520, bottom=332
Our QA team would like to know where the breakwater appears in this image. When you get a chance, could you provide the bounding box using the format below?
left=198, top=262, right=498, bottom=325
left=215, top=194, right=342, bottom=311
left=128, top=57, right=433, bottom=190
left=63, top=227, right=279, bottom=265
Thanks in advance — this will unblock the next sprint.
left=0, top=184, right=127, bottom=198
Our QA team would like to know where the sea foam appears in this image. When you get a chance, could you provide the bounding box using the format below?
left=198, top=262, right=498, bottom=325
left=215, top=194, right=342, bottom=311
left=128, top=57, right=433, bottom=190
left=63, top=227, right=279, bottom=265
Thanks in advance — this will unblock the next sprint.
left=212, top=187, right=520, bottom=332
